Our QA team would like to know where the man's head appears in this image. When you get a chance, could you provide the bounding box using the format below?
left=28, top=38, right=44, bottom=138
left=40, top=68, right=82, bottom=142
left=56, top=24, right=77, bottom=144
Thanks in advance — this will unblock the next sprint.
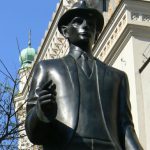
left=58, top=0, right=104, bottom=45
left=60, top=14, right=98, bottom=48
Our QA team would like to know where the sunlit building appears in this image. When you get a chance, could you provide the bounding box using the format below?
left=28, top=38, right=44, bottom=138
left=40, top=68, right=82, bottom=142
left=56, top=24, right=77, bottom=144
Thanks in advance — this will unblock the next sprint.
left=15, top=0, right=150, bottom=149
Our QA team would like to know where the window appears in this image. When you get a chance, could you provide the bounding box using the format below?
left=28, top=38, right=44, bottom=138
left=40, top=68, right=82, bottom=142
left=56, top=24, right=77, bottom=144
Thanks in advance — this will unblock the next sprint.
left=103, top=0, right=107, bottom=11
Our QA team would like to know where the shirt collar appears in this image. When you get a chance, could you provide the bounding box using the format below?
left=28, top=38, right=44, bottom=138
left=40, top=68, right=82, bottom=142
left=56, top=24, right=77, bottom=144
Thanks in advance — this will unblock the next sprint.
left=68, top=49, right=93, bottom=61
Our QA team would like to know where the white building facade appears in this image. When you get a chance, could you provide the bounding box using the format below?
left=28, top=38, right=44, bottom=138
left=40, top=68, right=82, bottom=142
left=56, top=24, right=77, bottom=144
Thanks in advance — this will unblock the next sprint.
left=15, top=0, right=150, bottom=149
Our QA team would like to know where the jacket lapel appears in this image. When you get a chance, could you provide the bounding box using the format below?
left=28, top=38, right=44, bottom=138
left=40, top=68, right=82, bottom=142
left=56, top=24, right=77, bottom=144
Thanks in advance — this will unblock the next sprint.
left=95, top=58, right=106, bottom=100
left=62, top=55, right=80, bottom=130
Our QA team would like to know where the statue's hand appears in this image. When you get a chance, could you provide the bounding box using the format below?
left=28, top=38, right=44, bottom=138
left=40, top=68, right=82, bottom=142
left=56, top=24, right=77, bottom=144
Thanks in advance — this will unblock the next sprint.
left=38, top=80, right=57, bottom=118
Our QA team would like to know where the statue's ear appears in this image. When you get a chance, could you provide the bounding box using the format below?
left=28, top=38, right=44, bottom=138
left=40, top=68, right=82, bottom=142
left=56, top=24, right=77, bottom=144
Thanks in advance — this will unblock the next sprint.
left=60, top=25, right=69, bottom=38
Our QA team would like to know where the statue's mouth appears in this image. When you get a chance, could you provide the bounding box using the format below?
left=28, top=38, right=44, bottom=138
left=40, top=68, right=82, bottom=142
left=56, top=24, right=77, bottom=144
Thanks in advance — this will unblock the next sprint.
left=80, top=31, right=91, bottom=37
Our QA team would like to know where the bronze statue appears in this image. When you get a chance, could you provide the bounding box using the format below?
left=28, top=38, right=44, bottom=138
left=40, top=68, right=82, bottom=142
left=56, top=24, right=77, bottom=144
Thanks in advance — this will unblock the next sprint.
left=25, top=1, right=143, bottom=149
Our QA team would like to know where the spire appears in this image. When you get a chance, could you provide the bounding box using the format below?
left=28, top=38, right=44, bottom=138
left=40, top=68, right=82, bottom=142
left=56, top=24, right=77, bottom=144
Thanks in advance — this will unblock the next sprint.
left=19, top=29, right=36, bottom=68
left=28, top=30, right=31, bottom=48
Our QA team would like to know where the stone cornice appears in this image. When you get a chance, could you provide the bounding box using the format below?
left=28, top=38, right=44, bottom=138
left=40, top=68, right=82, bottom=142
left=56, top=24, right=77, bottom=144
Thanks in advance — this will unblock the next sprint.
left=93, top=0, right=150, bottom=63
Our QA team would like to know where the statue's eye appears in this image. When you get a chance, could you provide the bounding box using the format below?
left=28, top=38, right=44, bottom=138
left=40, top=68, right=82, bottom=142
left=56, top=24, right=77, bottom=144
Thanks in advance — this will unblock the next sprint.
left=71, top=17, right=83, bottom=25
left=87, top=21, right=95, bottom=27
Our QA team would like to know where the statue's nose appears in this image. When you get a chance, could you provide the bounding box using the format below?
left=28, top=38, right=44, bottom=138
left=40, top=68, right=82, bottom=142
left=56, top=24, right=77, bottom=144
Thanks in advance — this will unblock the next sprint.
left=81, top=20, right=89, bottom=29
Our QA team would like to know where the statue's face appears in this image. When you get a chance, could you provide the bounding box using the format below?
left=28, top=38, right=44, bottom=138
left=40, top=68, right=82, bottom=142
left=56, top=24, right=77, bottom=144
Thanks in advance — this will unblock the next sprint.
left=65, top=14, right=97, bottom=46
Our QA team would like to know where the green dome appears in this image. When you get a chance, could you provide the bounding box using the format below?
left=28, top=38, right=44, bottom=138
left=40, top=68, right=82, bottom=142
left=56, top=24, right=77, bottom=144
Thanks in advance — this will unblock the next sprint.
left=19, top=46, right=36, bottom=68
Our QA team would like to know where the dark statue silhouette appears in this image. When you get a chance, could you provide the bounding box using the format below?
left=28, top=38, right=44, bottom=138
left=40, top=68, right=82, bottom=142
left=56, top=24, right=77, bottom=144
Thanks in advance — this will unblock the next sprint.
left=25, top=1, right=143, bottom=149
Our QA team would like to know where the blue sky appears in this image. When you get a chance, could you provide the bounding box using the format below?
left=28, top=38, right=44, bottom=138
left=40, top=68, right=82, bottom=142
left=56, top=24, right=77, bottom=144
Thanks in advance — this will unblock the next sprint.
left=0, top=0, right=59, bottom=79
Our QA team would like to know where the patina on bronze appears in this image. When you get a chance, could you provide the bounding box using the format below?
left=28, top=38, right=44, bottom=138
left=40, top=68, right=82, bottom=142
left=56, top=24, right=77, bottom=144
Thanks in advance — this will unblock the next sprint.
left=25, top=1, right=143, bottom=150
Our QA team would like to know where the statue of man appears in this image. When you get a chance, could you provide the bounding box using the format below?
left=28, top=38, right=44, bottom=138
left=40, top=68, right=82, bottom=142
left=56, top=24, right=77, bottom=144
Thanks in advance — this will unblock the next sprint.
left=25, top=1, right=143, bottom=150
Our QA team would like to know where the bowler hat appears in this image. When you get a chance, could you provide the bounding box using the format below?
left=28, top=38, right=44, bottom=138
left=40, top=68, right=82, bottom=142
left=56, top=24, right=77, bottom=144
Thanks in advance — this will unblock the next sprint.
left=58, top=0, right=104, bottom=34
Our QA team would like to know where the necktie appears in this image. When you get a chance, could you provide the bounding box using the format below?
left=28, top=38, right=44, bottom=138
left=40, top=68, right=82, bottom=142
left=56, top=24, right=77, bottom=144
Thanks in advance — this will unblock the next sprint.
left=80, top=53, right=91, bottom=77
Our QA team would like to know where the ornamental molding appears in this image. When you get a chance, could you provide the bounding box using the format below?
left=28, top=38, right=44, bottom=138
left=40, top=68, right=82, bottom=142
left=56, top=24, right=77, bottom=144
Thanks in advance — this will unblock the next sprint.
left=44, top=30, right=69, bottom=59
left=93, top=1, right=127, bottom=61
left=93, top=0, right=150, bottom=63
left=94, top=11, right=127, bottom=61
left=63, top=0, right=77, bottom=9
left=131, top=12, right=150, bottom=23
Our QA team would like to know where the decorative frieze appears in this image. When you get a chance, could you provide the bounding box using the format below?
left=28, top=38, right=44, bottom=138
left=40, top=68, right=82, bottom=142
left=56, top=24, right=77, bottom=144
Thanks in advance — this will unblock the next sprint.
left=131, top=12, right=150, bottom=23
left=131, top=12, right=140, bottom=21
left=43, top=30, right=69, bottom=59
left=66, top=0, right=75, bottom=4
left=64, top=0, right=77, bottom=9
left=97, top=13, right=127, bottom=60
left=142, top=14, right=150, bottom=22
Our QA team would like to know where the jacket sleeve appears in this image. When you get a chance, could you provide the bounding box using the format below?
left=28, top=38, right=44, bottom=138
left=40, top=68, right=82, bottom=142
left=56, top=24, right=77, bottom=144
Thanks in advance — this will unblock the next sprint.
left=119, top=72, right=143, bottom=150
left=25, top=61, right=56, bottom=145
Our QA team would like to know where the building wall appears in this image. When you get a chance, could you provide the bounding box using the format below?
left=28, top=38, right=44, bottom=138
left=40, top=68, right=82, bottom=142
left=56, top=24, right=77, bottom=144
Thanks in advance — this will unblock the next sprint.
left=111, top=35, right=150, bottom=149
left=93, top=1, right=150, bottom=149
left=112, top=37, right=139, bottom=134
left=141, top=63, right=150, bottom=150
left=132, top=36, right=150, bottom=149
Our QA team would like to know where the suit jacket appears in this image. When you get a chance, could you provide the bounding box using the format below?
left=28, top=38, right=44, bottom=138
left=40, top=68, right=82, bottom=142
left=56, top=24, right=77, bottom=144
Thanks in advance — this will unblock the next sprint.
left=25, top=55, right=143, bottom=150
